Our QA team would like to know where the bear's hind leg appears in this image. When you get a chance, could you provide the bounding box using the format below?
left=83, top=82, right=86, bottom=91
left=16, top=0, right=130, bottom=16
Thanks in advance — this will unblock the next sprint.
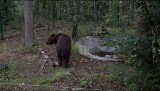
left=63, top=58, right=69, bottom=68
left=58, top=54, right=62, bottom=67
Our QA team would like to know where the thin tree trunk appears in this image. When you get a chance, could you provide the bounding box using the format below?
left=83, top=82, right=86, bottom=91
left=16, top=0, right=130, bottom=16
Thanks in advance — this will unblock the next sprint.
left=24, top=0, right=34, bottom=47
left=109, top=1, right=112, bottom=13
left=51, top=0, right=57, bottom=27
left=4, top=0, right=8, bottom=18
left=0, top=11, right=4, bottom=40
left=93, top=0, right=97, bottom=22
left=4, top=0, right=8, bottom=23
left=35, top=0, right=39, bottom=17
left=42, top=2, right=46, bottom=18
left=136, top=13, right=153, bottom=69
left=73, top=0, right=77, bottom=24
left=117, top=1, right=120, bottom=28
left=59, top=2, right=62, bottom=20
left=67, top=1, right=70, bottom=21
left=47, top=1, right=51, bottom=21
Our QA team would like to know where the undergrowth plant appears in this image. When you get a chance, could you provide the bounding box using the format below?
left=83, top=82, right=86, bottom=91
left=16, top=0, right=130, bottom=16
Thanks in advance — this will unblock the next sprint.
left=78, top=22, right=103, bottom=39
left=71, top=42, right=79, bottom=55
left=106, top=12, right=160, bottom=90
left=80, top=73, right=99, bottom=88
left=0, top=61, right=22, bottom=90
left=37, top=71, right=65, bottom=86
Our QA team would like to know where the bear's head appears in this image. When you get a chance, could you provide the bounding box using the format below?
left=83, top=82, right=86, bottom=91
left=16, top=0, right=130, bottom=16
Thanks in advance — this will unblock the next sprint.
left=46, top=33, right=63, bottom=45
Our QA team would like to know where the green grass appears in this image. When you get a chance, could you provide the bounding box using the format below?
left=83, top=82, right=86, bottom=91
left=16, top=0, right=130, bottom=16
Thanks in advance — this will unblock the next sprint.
left=0, top=61, right=23, bottom=89
left=80, top=73, right=100, bottom=88
left=71, top=42, right=79, bottom=55
left=36, top=71, right=65, bottom=86
left=105, top=62, right=142, bottom=90
left=105, top=63, right=129, bottom=81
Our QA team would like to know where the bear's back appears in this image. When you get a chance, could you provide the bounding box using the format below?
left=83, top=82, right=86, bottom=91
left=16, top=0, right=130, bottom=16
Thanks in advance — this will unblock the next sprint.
left=57, top=34, right=71, bottom=50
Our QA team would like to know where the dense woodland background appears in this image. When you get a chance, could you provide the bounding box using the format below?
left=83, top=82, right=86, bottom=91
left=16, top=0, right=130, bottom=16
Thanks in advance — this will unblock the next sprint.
left=0, top=0, right=160, bottom=91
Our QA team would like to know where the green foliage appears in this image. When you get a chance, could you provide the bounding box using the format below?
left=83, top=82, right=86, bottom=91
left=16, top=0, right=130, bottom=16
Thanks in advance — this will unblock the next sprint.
left=37, top=71, right=65, bottom=85
left=78, top=22, right=103, bottom=38
left=0, top=1, right=159, bottom=90
left=105, top=62, right=155, bottom=91
left=34, top=16, right=45, bottom=28
left=104, top=1, right=130, bottom=27
left=0, top=61, right=22, bottom=89
left=80, top=73, right=99, bottom=88
left=106, top=63, right=156, bottom=91
left=0, top=62, right=18, bottom=82
left=71, top=42, right=79, bottom=55
left=127, top=83, right=139, bottom=91
left=106, top=1, right=160, bottom=87
left=78, top=22, right=96, bottom=38
left=106, top=63, right=131, bottom=84
left=104, top=13, right=116, bottom=26
left=106, top=28, right=136, bottom=59
left=8, top=1, right=23, bottom=29
left=80, top=76, right=92, bottom=88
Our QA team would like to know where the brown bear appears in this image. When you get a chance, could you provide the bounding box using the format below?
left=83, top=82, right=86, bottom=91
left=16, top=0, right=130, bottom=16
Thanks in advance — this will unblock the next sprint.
left=46, top=33, right=71, bottom=68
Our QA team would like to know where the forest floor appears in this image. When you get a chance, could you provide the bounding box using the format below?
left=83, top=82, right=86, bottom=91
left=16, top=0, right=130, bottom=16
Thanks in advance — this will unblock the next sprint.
left=0, top=28, right=125, bottom=91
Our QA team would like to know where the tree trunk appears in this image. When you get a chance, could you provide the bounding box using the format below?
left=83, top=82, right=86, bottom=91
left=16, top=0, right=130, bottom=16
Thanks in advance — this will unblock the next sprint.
left=35, top=0, right=39, bottom=17
left=24, top=0, right=34, bottom=47
left=67, top=1, right=70, bottom=21
left=4, top=0, right=8, bottom=23
left=73, top=0, right=77, bottom=24
left=93, top=0, right=97, bottom=22
left=109, top=1, right=112, bottom=13
left=58, top=2, right=62, bottom=20
left=0, top=11, right=4, bottom=40
left=117, top=1, right=120, bottom=28
left=51, top=0, right=57, bottom=27
left=47, top=1, right=51, bottom=21
left=136, top=12, right=153, bottom=69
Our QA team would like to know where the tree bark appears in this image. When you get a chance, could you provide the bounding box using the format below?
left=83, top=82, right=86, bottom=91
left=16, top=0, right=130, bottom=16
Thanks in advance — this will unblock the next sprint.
left=4, top=0, right=8, bottom=21
left=24, top=0, right=34, bottom=47
left=35, top=0, right=39, bottom=17
left=136, top=11, right=153, bottom=69
left=0, top=11, right=4, bottom=40
left=73, top=0, right=77, bottom=24
left=93, top=0, right=97, bottom=22
left=51, top=0, right=57, bottom=27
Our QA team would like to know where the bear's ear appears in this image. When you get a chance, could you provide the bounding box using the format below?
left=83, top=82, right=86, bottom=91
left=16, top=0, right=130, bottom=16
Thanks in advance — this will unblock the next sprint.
left=53, top=37, right=57, bottom=44
left=57, top=33, right=63, bottom=38
left=53, top=33, right=63, bottom=44
left=58, top=33, right=63, bottom=36
left=46, top=34, right=56, bottom=45
left=50, top=34, right=55, bottom=37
